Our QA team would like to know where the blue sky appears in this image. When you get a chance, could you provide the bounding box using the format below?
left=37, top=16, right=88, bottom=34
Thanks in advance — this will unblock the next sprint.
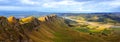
left=0, top=0, right=120, bottom=13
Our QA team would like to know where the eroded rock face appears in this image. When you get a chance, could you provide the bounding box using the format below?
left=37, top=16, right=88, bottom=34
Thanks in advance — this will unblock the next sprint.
left=20, top=16, right=35, bottom=24
left=0, top=16, right=22, bottom=42
left=7, top=16, right=18, bottom=24
left=48, top=14, right=57, bottom=18
left=38, top=14, right=57, bottom=22
left=38, top=16, right=48, bottom=22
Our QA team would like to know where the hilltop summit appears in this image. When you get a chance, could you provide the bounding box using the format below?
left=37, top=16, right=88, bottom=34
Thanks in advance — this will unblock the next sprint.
left=38, top=14, right=57, bottom=22
left=38, top=16, right=48, bottom=22
left=7, top=16, right=18, bottom=24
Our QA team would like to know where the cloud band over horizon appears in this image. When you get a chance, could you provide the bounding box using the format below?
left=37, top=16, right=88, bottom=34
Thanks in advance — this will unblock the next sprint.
left=0, top=0, right=120, bottom=13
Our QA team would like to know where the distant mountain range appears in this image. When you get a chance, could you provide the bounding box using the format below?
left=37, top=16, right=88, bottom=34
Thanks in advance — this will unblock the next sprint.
left=0, top=11, right=120, bottom=22
left=0, top=11, right=54, bottom=17
left=0, top=11, right=120, bottom=16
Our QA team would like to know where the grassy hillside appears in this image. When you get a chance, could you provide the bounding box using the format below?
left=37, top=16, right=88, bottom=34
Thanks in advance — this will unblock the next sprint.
left=0, top=14, right=120, bottom=42
left=63, top=14, right=120, bottom=42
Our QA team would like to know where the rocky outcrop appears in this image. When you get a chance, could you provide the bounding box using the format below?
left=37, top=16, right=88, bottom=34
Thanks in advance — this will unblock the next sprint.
left=38, top=14, right=57, bottom=22
left=7, top=16, right=19, bottom=24
left=0, top=16, right=22, bottom=42
left=38, top=16, right=48, bottom=22
left=20, top=16, right=35, bottom=24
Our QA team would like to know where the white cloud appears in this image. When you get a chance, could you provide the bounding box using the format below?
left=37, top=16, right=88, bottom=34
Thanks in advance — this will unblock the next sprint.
left=42, top=0, right=97, bottom=12
left=101, top=0, right=120, bottom=8
left=0, top=0, right=120, bottom=12
left=0, top=6, right=23, bottom=10
left=78, top=8, right=95, bottom=11
left=42, top=0, right=89, bottom=8
left=20, top=0, right=40, bottom=5
left=0, top=6, right=42, bottom=11
left=42, top=3, right=55, bottom=8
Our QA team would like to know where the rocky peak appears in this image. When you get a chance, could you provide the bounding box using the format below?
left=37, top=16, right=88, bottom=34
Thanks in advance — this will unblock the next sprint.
left=49, top=14, right=57, bottom=17
left=20, top=16, right=36, bottom=24
left=20, top=16, right=40, bottom=26
left=38, top=16, right=48, bottom=22
left=38, top=14, right=57, bottom=22
left=7, top=16, right=18, bottom=24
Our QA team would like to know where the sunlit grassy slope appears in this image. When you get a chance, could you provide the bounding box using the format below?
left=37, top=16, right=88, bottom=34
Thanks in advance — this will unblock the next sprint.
left=65, top=14, right=120, bottom=42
